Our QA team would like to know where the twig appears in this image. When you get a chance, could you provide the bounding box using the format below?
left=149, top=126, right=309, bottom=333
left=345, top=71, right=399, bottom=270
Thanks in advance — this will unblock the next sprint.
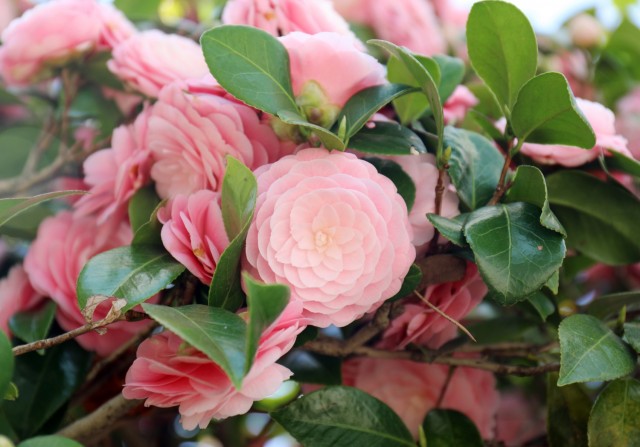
left=342, top=302, right=393, bottom=352
left=416, top=254, right=466, bottom=290
left=413, top=290, right=476, bottom=342
left=488, top=150, right=512, bottom=205
left=435, top=366, right=456, bottom=408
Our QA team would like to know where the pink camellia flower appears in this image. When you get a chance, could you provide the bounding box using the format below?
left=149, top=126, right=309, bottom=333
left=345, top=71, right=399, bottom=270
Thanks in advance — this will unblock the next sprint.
left=75, top=107, right=152, bottom=222
left=380, top=262, right=487, bottom=350
left=244, top=148, right=415, bottom=327
left=342, top=357, right=499, bottom=439
left=567, top=13, right=605, bottom=48
left=108, top=30, right=209, bottom=98
left=0, top=265, right=45, bottom=336
left=159, top=190, right=230, bottom=284
left=443, top=85, right=478, bottom=124
left=0, top=0, right=135, bottom=86
left=495, top=391, right=546, bottom=446
left=222, top=0, right=353, bottom=38
left=148, top=80, right=289, bottom=199
left=23, top=212, right=153, bottom=356
left=517, top=98, right=633, bottom=167
left=616, top=87, right=640, bottom=159
left=0, top=0, right=16, bottom=34
left=123, top=302, right=306, bottom=429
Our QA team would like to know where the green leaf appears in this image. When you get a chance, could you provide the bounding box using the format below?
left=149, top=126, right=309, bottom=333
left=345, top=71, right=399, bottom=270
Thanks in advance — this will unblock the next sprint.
left=527, top=291, right=555, bottom=321
left=131, top=199, right=165, bottom=247
left=347, top=122, right=427, bottom=155
left=466, top=0, right=538, bottom=112
left=128, top=186, right=161, bottom=233
left=545, top=269, right=560, bottom=294
left=558, top=314, right=636, bottom=386
left=623, top=322, right=640, bottom=353
left=243, top=273, right=289, bottom=374
left=142, top=303, right=247, bottom=388
left=547, top=171, right=640, bottom=265
left=433, top=55, right=466, bottom=103
left=3, top=382, right=18, bottom=401
left=77, top=245, right=185, bottom=313
left=511, top=72, right=595, bottom=148
left=114, top=0, right=160, bottom=20
left=335, top=84, right=418, bottom=139
left=0, top=191, right=86, bottom=229
left=280, top=351, right=342, bottom=385
left=444, top=126, right=504, bottom=210
left=464, top=202, right=566, bottom=305
left=547, top=372, right=591, bottom=447
left=387, top=55, right=441, bottom=124
left=9, top=301, right=57, bottom=345
left=389, top=264, right=422, bottom=301
left=422, top=409, right=483, bottom=447
left=587, top=292, right=640, bottom=319
left=276, top=110, right=345, bottom=150
left=68, top=86, right=122, bottom=140
left=0, top=331, right=13, bottom=404
left=0, top=126, right=56, bottom=181
left=79, top=52, right=125, bottom=90
left=427, top=214, right=468, bottom=247
left=605, top=150, right=640, bottom=178
left=364, top=158, right=416, bottom=211
left=221, top=157, right=257, bottom=240
left=588, top=378, right=640, bottom=447
left=201, top=25, right=299, bottom=116
left=17, top=436, right=83, bottom=447
left=4, top=342, right=91, bottom=438
left=271, top=386, right=415, bottom=447
left=505, top=165, right=566, bottom=236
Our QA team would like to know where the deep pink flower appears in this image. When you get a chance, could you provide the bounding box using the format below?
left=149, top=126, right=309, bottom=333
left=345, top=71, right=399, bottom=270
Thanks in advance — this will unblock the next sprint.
left=244, top=148, right=415, bottom=327
left=443, top=85, right=478, bottom=124
left=0, top=265, right=44, bottom=336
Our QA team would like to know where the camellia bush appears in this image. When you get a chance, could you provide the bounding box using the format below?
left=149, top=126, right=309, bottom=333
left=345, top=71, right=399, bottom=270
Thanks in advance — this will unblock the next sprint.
left=0, top=0, right=640, bottom=445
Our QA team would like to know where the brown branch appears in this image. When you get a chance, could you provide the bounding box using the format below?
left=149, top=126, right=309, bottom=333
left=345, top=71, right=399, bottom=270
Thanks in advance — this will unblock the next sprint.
left=342, top=302, right=393, bottom=352
left=416, top=254, right=466, bottom=289
left=488, top=149, right=512, bottom=206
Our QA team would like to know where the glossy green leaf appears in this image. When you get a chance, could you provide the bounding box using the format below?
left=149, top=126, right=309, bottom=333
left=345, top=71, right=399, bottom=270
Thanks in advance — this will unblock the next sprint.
left=276, top=110, right=345, bottom=150
left=606, top=149, right=640, bottom=178
left=422, top=409, right=483, bottom=447
left=221, top=157, right=258, bottom=240
left=547, top=171, right=640, bottom=265
left=547, top=373, right=591, bottom=447
left=427, top=213, right=468, bottom=247
left=545, top=269, right=560, bottom=294
left=4, top=342, right=91, bottom=438
left=243, top=273, right=289, bottom=373
left=588, top=378, right=640, bottom=447
left=201, top=25, right=299, bottom=116
left=511, top=72, right=595, bottom=148
left=387, top=55, right=441, bottom=124
left=433, top=55, right=466, bottom=102
left=272, top=386, right=415, bottom=447
left=348, top=122, right=426, bottom=155
left=505, top=165, right=566, bottom=236
left=558, top=314, right=636, bottom=386
left=466, top=0, right=537, bottom=112
left=364, top=157, right=416, bottom=211
left=0, top=331, right=13, bottom=404
left=0, top=191, right=86, bottom=229
left=9, top=301, right=57, bottom=345
left=389, top=264, right=423, bottom=301
left=131, top=199, right=165, bottom=247
left=77, top=245, right=185, bottom=313
left=17, top=436, right=83, bottom=447
left=128, top=186, right=161, bottom=233
left=444, top=126, right=504, bottom=210
left=281, top=351, right=342, bottom=385
left=464, top=202, right=566, bottom=304
left=142, top=303, right=247, bottom=388
left=587, top=292, right=640, bottom=319
left=528, top=291, right=555, bottom=321
left=623, top=322, right=640, bottom=353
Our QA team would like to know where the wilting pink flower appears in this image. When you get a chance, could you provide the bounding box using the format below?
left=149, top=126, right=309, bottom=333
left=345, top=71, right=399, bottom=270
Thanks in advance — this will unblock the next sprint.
left=343, top=357, right=499, bottom=439
left=380, top=262, right=486, bottom=350
left=223, top=0, right=353, bottom=38
left=244, top=148, right=415, bottom=327
left=23, top=212, right=153, bottom=356
left=0, top=0, right=134, bottom=86
left=443, top=85, right=478, bottom=124
left=108, top=30, right=209, bottom=98
left=124, top=302, right=306, bottom=429
left=518, top=98, right=633, bottom=167
left=159, top=190, right=230, bottom=284
left=0, top=265, right=44, bottom=336
left=495, top=391, right=546, bottom=447
left=75, top=107, right=153, bottom=222
left=148, top=80, right=289, bottom=199
left=616, top=87, right=640, bottom=159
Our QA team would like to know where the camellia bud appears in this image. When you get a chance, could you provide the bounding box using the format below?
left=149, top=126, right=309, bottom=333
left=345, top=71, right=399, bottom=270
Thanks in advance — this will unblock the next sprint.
left=295, top=81, right=341, bottom=129
left=568, top=13, right=605, bottom=48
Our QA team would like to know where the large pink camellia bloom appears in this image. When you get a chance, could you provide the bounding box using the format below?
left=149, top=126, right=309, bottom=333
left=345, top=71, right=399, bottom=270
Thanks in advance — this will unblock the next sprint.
left=343, top=357, right=499, bottom=439
left=616, top=87, right=640, bottom=159
left=0, top=265, right=44, bottom=336
left=244, top=148, right=415, bottom=327
left=148, top=80, right=290, bottom=199
left=108, top=30, right=209, bottom=98
left=223, top=0, right=353, bottom=38
left=23, top=212, right=153, bottom=356
left=159, top=190, right=230, bottom=285
left=520, top=98, right=633, bottom=167
left=123, top=302, right=306, bottom=429
left=0, top=0, right=135, bottom=86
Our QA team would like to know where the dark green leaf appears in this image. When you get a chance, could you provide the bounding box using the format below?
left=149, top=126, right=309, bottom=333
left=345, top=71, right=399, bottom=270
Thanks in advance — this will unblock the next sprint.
left=422, top=409, right=483, bottom=447
left=68, top=86, right=122, bottom=140
left=433, top=55, right=466, bottom=102
left=201, top=25, right=299, bottom=116
left=276, top=110, right=345, bottom=150
left=444, top=126, right=504, bottom=210
left=547, top=372, right=590, bottom=447
left=427, top=214, right=468, bottom=247
left=623, top=322, right=640, bottom=353
left=131, top=199, right=165, bottom=247
left=588, top=378, right=640, bottom=447
left=364, top=158, right=416, bottom=211
left=9, top=301, right=57, bottom=345
left=545, top=270, right=560, bottom=294
left=467, top=316, right=540, bottom=344
left=280, top=351, right=342, bottom=385
left=547, top=171, right=640, bottom=265
left=558, top=314, right=636, bottom=386
left=272, top=386, right=415, bottom=447
left=77, top=245, right=185, bottom=313
left=221, top=157, right=257, bottom=240
left=466, top=0, right=537, bottom=111
left=606, top=149, right=640, bottom=178
left=464, top=202, right=566, bottom=305
left=17, top=436, right=83, bottom=447
left=128, top=186, right=161, bottom=233
left=587, top=292, right=640, bottom=319
left=389, top=264, right=422, bottom=301
left=527, top=291, right=555, bottom=321
left=511, top=72, right=595, bottom=148
left=142, top=303, right=247, bottom=388
left=387, top=55, right=441, bottom=124
left=0, top=331, right=13, bottom=404
left=348, top=122, right=427, bottom=155
left=0, top=191, right=86, bottom=229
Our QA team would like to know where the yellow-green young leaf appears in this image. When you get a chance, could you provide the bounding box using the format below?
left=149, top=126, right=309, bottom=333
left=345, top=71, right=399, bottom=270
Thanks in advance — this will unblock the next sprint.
left=3, top=382, right=18, bottom=401
left=0, top=191, right=86, bottom=229
left=17, top=436, right=83, bottom=447
left=348, top=122, right=427, bottom=155
left=387, top=55, right=441, bottom=124
left=0, top=331, right=13, bottom=403
left=422, top=409, right=483, bottom=447
left=547, top=373, right=591, bottom=447
left=114, top=0, right=160, bottom=20
left=558, top=314, right=636, bottom=386
left=588, top=378, right=640, bottom=447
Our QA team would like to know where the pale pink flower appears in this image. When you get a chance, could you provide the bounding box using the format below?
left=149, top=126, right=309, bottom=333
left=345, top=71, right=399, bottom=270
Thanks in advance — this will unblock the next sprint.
left=0, top=265, right=44, bottom=336
left=75, top=107, right=153, bottom=222
left=567, top=13, right=605, bottom=48
left=159, top=190, right=230, bottom=285
left=495, top=391, right=546, bottom=447
left=102, top=87, right=143, bottom=117
left=148, top=80, right=289, bottom=199
left=123, top=302, right=306, bottom=429
left=244, top=148, right=415, bottom=327
left=0, top=0, right=17, bottom=34
left=342, top=357, right=499, bottom=439
left=222, top=0, right=353, bottom=38
left=108, top=30, right=209, bottom=98
left=23, top=212, right=153, bottom=356
left=616, top=87, right=640, bottom=159
left=443, top=85, right=478, bottom=124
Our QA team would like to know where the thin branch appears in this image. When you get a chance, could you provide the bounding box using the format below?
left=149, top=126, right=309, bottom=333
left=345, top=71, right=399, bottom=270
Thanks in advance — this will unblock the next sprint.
left=341, top=302, right=393, bottom=352
left=435, top=366, right=456, bottom=408
left=413, top=290, right=476, bottom=342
